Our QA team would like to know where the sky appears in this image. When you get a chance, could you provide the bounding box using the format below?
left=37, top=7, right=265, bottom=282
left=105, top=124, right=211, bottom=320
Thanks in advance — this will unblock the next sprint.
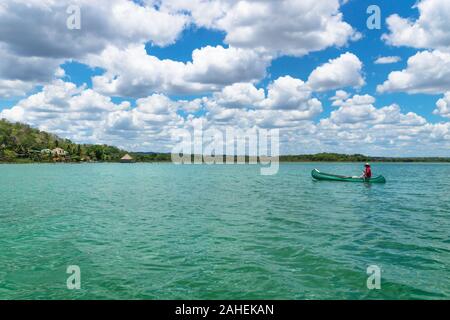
left=1, top=0, right=450, bottom=156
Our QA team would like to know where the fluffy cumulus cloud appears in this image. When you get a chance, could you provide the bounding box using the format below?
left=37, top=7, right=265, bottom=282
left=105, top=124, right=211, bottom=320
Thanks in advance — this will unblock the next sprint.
left=88, top=47, right=366, bottom=99
left=160, top=0, right=359, bottom=57
left=0, top=80, right=129, bottom=142
left=86, top=44, right=270, bottom=97
left=0, top=0, right=187, bottom=59
left=0, top=80, right=34, bottom=99
left=377, top=50, right=450, bottom=94
left=0, top=0, right=361, bottom=99
left=379, top=1, right=450, bottom=96
left=203, top=90, right=450, bottom=155
left=259, top=76, right=321, bottom=111
left=313, top=94, right=450, bottom=156
left=307, top=53, right=365, bottom=92
left=0, top=0, right=188, bottom=98
left=383, top=0, right=450, bottom=51
left=210, top=76, right=322, bottom=112
left=213, top=83, right=265, bottom=108
left=330, top=90, right=350, bottom=107
left=0, top=45, right=63, bottom=97
left=434, top=92, right=450, bottom=118
left=374, top=56, right=401, bottom=64
left=324, top=94, right=425, bottom=126
left=205, top=76, right=323, bottom=129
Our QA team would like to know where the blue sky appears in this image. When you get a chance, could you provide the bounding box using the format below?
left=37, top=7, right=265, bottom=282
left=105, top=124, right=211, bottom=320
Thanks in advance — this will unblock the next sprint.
left=1, top=0, right=450, bottom=155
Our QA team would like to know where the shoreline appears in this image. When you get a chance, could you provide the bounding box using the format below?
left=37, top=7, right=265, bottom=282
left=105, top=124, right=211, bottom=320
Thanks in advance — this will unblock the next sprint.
left=2, top=160, right=450, bottom=165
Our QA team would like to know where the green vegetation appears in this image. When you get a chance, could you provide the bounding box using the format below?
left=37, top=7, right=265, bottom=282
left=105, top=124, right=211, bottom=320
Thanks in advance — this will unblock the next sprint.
left=281, top=153, right=371, bottom=162
left=0, top=119, right=126, bottom=162
left=279, top=153, right=450, bottom=162
left=1, top=119, right=450, bottom=163
left=131, top=152, right=172, bottom=162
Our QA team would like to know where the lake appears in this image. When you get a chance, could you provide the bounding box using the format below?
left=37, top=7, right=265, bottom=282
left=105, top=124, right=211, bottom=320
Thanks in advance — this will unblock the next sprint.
left=0, top=163, right=449, bottom=299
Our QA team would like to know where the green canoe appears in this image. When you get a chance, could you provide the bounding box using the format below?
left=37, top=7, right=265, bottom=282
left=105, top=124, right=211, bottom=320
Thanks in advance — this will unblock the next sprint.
left=311, top=169, right=386, bottom=183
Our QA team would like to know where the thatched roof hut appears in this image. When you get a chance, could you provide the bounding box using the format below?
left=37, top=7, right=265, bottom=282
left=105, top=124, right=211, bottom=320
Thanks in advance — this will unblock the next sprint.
left=120, top=154, right=134, bottom=163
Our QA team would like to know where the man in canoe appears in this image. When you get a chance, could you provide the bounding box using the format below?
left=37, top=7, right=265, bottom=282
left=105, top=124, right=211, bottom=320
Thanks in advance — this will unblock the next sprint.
left=362, top=163, right=372, bottom=179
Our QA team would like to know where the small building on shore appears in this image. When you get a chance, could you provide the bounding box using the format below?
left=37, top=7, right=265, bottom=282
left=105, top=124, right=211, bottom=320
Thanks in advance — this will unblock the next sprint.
left=120, top=154, right=134, bottom=163
left=52, top=147, right=68, bottom=156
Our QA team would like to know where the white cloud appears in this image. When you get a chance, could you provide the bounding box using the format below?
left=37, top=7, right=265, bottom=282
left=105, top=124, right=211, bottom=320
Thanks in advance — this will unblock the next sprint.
left=434, top=92, right=450, bottom=118
left=213, top=83, right=265, bottom=108
left=0, top=80, right=34, bottom=99
left=374, top=56, right=401, bottom=64
left=157, top=0, right=229, bottom=29
left=178, top=98, right=206, bottom=113
left=87, top=44, right=270, bottom=97
left=252, top=109, right=320, bottom=129
left=330, top=90, right=350, bottom=106
left=212, top=76, right=323, bottom=113
left=0, top=0, right=188, bottom=59
left=0, top=0, right=188, bottom=96
left=184, top=45, right=269, bottom=86
left=205, top=102, right=321, bottom=130
left=259, top=76, right=320, bottom=111
left=0, top=0, right=360, bottom=99
left=200, top=76, right=323, bottom=131
left=377, top=50, right=450, bottom=94
left=307, top=52, right=365, bottom=92
left=0, top=80, right=130, bottom=143
left=380, top=1, right=450, bottom=102
left=311, top=93, right=447, bottom=156
left=325, top=94, right=425, bottom=126
left=0, top=43, right=63, bottom=86
left=383, top=0, right=450, bottom=51
left=87, top=45, right=186, bottom=97
left=161, top=0, right=359, bottom=57
left=200, top=90, right=449, bottom=156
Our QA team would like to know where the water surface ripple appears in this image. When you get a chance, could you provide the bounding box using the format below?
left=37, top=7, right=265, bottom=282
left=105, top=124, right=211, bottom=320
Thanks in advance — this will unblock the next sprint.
left=0, top=163, right=449, bottom=299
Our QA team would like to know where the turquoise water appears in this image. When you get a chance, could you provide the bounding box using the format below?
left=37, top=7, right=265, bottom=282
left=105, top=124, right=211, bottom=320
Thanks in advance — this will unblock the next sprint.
left=0, top=163, right=449, bottom=299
